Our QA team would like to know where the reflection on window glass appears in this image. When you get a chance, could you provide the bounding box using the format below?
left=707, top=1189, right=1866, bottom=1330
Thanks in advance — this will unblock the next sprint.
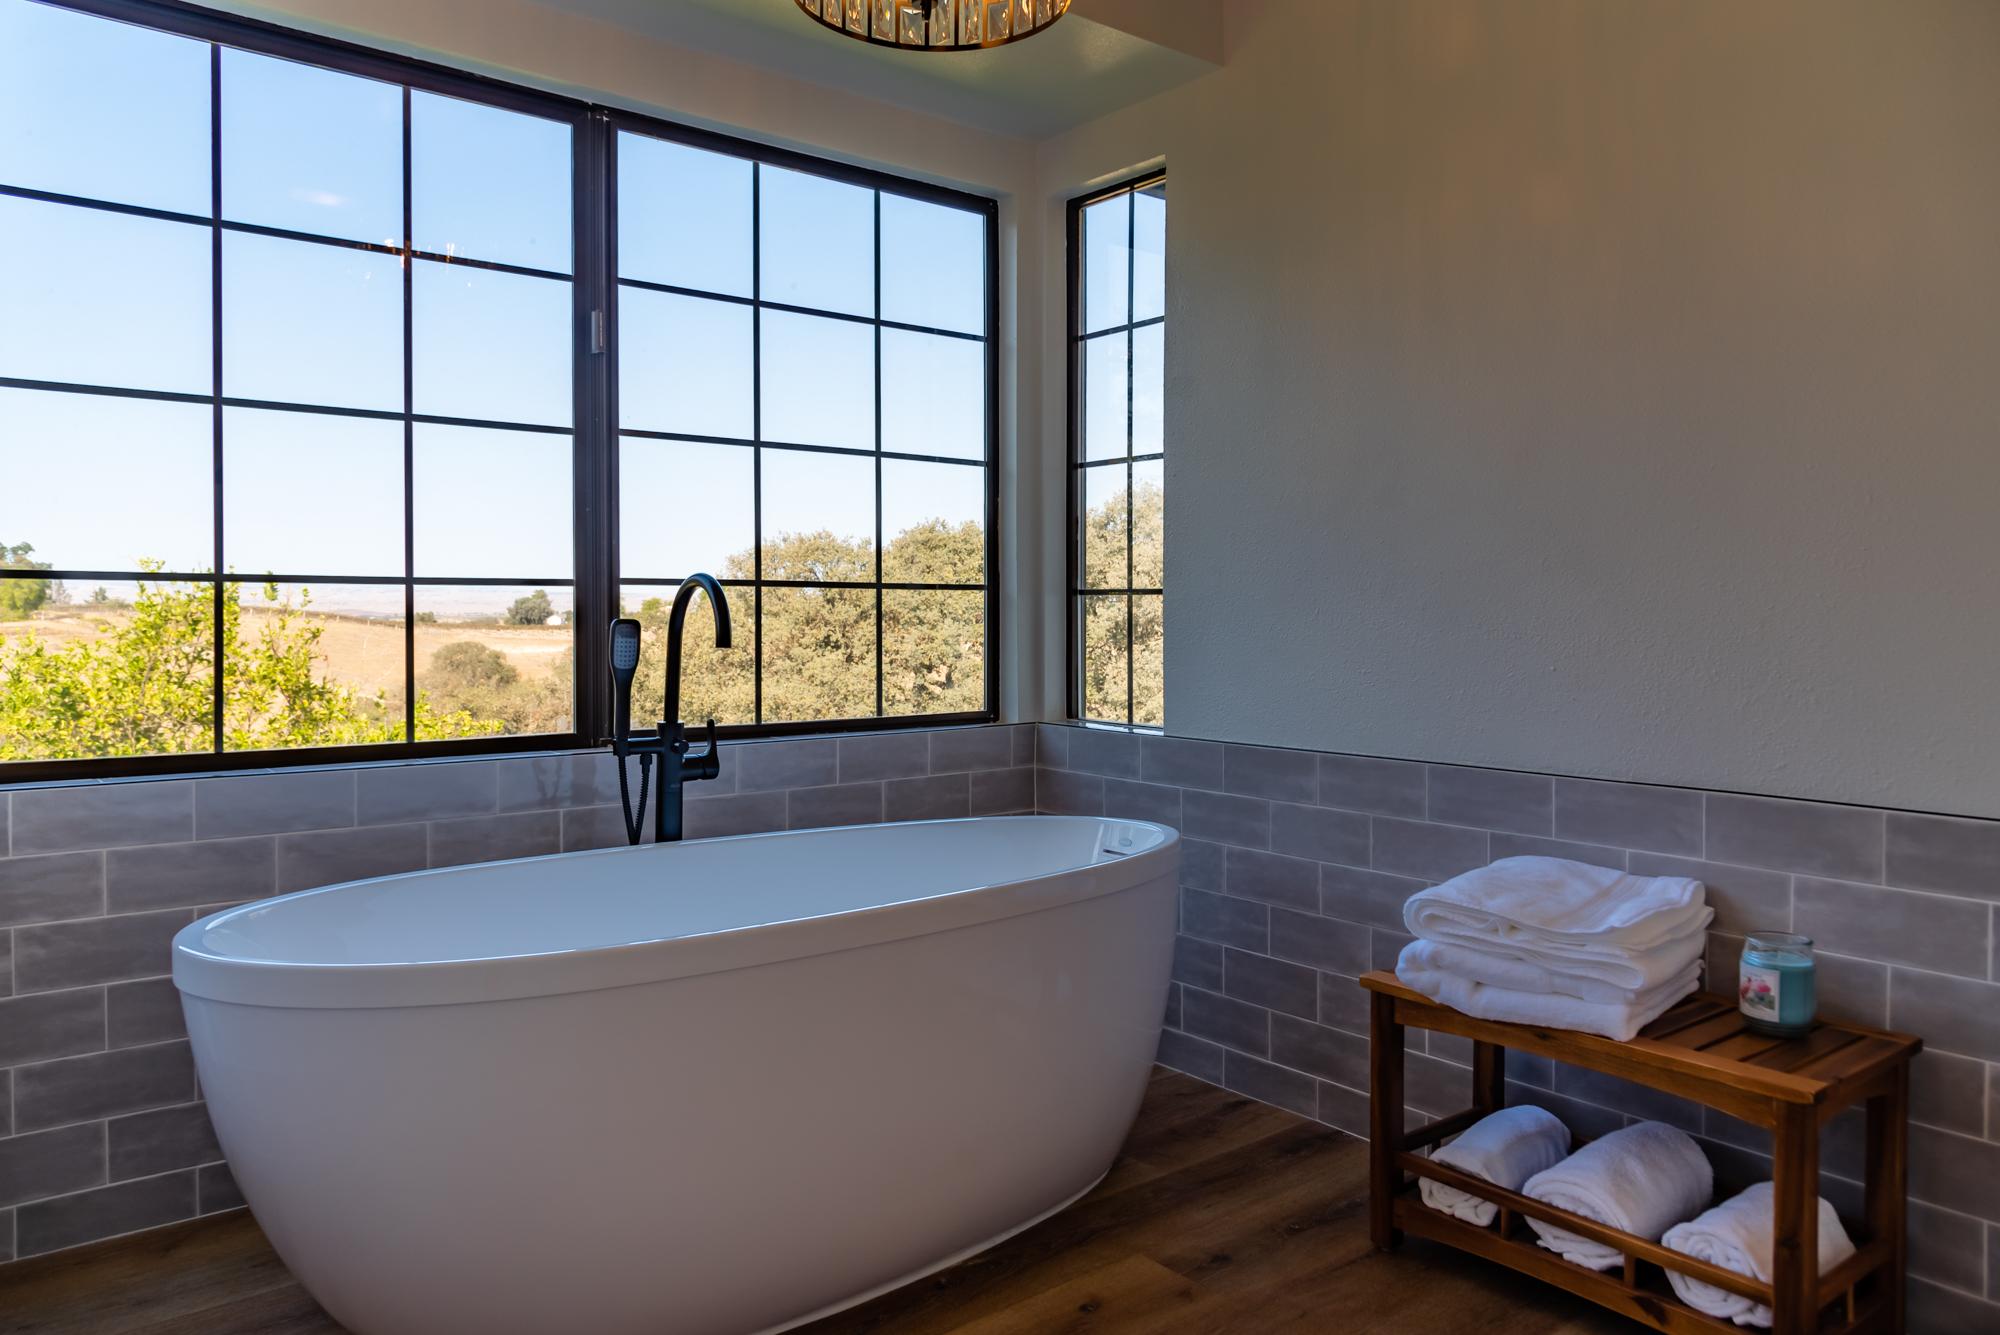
left=1081, top=192, right=1130, bottom=334
left=619, top=290, right=753, bottom=438
left=1, top=196, right=211, bottom=394
left=412, top=262, right=573, bottom=427
left=759, top=166, right=874, bottom=317
left=414, top=585, right=573, bottom=738
left=619, top=439, right=754, bottom=580
left=224, top=231, right=402, bottom=410
left=411, top=91, right=572, bottom=272
left=225, top=581, right=405, bottom=750
left=0, top=0, right=210, bottom=215
left=880, top=329, right=983, bottom=460
left=884, top=589, right=982, bottom=716
left=761, top=450, right=874, bottom=578
left=412, top=425, right=573, bottom=579
left=0, top=576, right=216, bottom=761
left=616, top=133, right=752, bottom=297
left=879, top=193, right=982, bottom=335
left=761, top=586, right=875, bottom=723
left=225, top=408, right=403, bottom=577
left=1072, top=175, right=1164, bottom=726
left=760, top=311, right=873, bottom=449
left=222, top=48, right=401, bottom=245
left=620, top=582, right=753, bottom=726
left=881, top=459, right=982, bottom=585
left=2, top=388, right=212, bottom=572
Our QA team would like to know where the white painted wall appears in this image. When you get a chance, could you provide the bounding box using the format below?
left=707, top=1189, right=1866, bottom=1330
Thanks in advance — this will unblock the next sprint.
left=211, top=0, right=1054, bottom=724
left=1038, top=0, right=2000, bottom=818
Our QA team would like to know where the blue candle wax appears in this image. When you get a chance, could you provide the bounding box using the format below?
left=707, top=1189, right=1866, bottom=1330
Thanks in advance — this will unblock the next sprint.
left=1739, top=933, right=1816, bottom=1038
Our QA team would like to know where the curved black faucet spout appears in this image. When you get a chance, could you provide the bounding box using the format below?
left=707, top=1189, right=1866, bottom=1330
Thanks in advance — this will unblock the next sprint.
left=662, top=573, right=732, bottom=737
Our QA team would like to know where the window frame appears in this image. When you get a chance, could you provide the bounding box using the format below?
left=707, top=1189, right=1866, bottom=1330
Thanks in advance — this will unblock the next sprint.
left=0, top=0, right=1000, bottom=784
left=1066, top=169, right=1165, bottom=728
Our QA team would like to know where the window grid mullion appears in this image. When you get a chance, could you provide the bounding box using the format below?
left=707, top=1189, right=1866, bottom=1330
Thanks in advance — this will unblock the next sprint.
left=208, top=41, right=225, bottom=755
left=1124, top=190, right=1137, bottom=726
left=400, top=84, right=417, bottom=744
left=873, top=188, right=884, bottom=720
left=750, top=162, right=764, bottom=727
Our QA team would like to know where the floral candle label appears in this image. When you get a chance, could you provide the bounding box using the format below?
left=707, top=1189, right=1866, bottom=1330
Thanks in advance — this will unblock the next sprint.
left=1740, top=962, right=1783, bottom=1018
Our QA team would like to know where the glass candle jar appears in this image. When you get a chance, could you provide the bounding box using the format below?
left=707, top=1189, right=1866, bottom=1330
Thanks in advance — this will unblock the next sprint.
left=1739, top=932, right=1817, bottom=1038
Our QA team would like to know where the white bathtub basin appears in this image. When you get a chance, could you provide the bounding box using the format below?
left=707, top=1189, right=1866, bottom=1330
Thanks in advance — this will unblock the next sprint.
left=173, top=814, right=1179, bottom=1335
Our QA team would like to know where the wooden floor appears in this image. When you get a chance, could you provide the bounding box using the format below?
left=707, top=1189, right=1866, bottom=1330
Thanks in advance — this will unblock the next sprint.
left=0, top=1069, right=1628, bottom=1335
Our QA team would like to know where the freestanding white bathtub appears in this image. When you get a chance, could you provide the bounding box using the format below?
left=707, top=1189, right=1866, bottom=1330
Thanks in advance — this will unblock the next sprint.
left=172, top=814, right=1178, bottom=1335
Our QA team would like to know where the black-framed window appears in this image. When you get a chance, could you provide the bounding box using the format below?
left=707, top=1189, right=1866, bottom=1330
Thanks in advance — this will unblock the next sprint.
left=1068, top=172, right=1163, bottom=726
left=0, top=0, right=998, bottom=781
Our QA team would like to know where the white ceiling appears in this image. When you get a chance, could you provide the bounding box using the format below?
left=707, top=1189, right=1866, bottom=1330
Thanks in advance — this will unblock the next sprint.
left=523, top=0, right=1224, bottom=138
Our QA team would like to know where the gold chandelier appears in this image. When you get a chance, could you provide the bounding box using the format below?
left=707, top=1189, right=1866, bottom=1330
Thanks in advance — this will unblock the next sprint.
left=794, top=0, right=1072, bottom=51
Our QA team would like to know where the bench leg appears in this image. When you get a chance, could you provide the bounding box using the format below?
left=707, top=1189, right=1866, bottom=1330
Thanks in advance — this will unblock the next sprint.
left=1369, top=990, right=1404, bottom=1251
left=1473, top=1040, right=1506, bottom=1114
left=1771, top=1102, right=1822, bottom=1335
left=1865, top=1066, right=1909, bottom=1333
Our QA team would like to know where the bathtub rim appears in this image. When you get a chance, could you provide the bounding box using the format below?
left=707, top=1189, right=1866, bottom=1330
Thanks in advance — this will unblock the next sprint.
left=173, top=815, right=1179, bottom=1011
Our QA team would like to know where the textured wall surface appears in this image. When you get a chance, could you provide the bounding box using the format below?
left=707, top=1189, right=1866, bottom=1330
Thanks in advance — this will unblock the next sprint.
left=1035, top=0, right=2000, bottom=816
left=1035, top=723, right=2000, bottom=1332
left=0, top=725, right=1034, bottom=1263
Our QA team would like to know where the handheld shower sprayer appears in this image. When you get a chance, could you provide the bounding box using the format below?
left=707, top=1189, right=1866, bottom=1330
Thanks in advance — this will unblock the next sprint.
left=608, top=618, right=651, bottom=846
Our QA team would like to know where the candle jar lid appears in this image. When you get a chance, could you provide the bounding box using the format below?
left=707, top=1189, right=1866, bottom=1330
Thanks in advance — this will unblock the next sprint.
left=1744, top=931, right=1813, bottom=960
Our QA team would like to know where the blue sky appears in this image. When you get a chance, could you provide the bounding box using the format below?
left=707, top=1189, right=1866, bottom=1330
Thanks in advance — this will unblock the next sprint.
left=0, top=0, right=1158, bottom=622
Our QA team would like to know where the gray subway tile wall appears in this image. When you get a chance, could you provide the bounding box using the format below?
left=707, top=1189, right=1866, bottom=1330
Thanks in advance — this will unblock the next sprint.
left=1036, top=722, right=2000, bottom=1329
left=0, top=724, right=1035, bottom=1264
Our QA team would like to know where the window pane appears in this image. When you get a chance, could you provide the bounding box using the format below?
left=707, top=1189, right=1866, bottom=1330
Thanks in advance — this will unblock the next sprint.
left=1079, top=463, right=1126, bottom=591
left=411, top=92, right=572, bottom=272
left=1079, top=594, right=1129, bottom=724
left=618, top=438, right=753, bottom=580
left=224, top=231, right=401, bottom=410
left=226, top=581, right=405, bottom=751
left=221, top=49, right=401, bottom=245
left=1, top=197, right=210, bottom=394
left=759, top=166, right=872, bottom=318
left=413, top=261, right=572, bottom=427
left=619, top=290, right=752, bottom=438
left=1080, top=331, right=1128, bottom=462
left=760, top=311, right=873, bottom=450
left=1132, top=593, right=1162, bottom=727
left=413, top=425, right=572, bottom=579
left=620, top=582, right=754, bottom=727
left=1132, top=323, right=1163, bottom=456
left=0, top=576, right=215, bottom=761
left=2, top=388, right=212, bottom=571
left=1081, top=192, right=1130, bottom=334
left=884, top=589, right=982, bottom=716
left=1133, top=185, right=1166, bottom=323
left=880, top=328, right=983, bottom=461
left=881, top=460, right=982, bottom=585
left=761, top=585, right=875, bottom=723
left=225, top=408, right=402, bottom=577
left=879, top=194, right=982, bottom=335
left=762, top=450, right=874, bottom=580
left=415, top=584, right=573, bottom=738
left=0, top=0, right=209, bottom=215
left=616, top=133, right=752, bottom=297
left=1132, top=458, right=1163, bottom=588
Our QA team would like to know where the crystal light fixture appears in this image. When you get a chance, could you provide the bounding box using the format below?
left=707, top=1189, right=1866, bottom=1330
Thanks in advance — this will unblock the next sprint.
left=794, top=0, right=1071, bottom=51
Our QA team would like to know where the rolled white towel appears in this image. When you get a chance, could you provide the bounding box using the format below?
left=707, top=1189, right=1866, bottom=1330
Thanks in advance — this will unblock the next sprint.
left=1401, top=937, right=1708, bottom=1005
left=1522, top=1121, right=1713, bottom=1271
left=1663, top=1183, right=1855, bottom=1328
left=1418, top=1105, right=1572, bottom=1226
left=1405, top=858, right=1712, bottom=985
left=1397, top=940, right=1701, bottom=1042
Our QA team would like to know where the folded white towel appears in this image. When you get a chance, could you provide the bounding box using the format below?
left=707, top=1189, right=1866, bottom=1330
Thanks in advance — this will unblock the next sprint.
left=1418, top=1106, right=1572, bottom=1226
left=1522, top=1121, right=1713, bottom=1270
left=1405, top=858, right=1713, bottom=987
left=1400, top=937, right=1708, bottom=1005
left=1398, top=941, right=1701, bottom=1041
left=1663, top=1183, right=1856, bottom=1328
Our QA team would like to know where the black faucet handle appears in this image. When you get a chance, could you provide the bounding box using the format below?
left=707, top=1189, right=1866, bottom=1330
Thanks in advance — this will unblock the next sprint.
left=690, top=719, right=722, bottom=781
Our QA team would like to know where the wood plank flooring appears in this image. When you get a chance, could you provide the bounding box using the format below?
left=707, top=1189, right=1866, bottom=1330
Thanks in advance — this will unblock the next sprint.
left=0, top=1069, right=1628, bottom=1334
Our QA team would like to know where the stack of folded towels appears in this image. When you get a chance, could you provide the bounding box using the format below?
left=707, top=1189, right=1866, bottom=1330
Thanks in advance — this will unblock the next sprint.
left=1396, top=855, right=1713, bottom=1041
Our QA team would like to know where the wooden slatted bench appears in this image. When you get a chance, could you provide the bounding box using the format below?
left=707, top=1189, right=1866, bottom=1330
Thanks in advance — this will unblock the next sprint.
left=1360, top=971, right=1921, bottom=1335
